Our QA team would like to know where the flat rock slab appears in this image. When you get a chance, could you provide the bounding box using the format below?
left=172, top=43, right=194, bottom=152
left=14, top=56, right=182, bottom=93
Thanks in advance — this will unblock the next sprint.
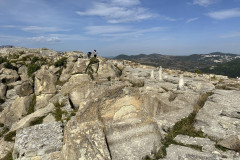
left=163, top=144, right=239, bottom=160
left=13, top=122, right=63, bottom=159
left=174, top=135, right=216, bottom=152
left=195, top=89, right=240, bottom=139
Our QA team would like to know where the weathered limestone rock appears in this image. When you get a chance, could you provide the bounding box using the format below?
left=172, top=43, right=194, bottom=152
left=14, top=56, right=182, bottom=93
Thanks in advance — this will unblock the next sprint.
left=35, top=94, right=54, bottom=110
left=195, top=90, right=240, bottom=139
left=16, top=81, right=33, bottom=97
left=71, top=58, right=88, bottom=74
left=174, top=135, right=216, bottom=152
left=18, top=65, right=29, bottom=82
left=0, top=83, right=7, bottom=99
left=13, top=122, right=63, bottom=159
left=43, top=113, right=56, bottom=123
left=0, top=95, right=32, bottom=126
left=10, top=103, right=55, bottom=131
left=95, top=60, right=122, bottom=79
left=6, top=88, right=18, bottom=100
left=186, top=79, right=215, bottom=92
left=0, top=138, right=14, bottom=159
left=34, top=67, right=57, bottom=96
left=60, top=74, right=90, bottom=96
left=218, top=135, right=240, bottom=151
left=59, top=63, right=74, bottom=82
left=0, top=68, right=19, bottom=83
left=63, top=86, right=162, bottom=160
left=163, top=145, right=220, bottom=160
left=155, top=90, right=200, bottom=135
left=69, top=83, right=94, bottom=109
left=101, top=95, right=161, bottom=160
left=62, top=119, right=111, bottom=160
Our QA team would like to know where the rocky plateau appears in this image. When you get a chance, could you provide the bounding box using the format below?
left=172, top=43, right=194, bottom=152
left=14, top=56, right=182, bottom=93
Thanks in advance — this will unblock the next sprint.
left=0, top=47, right=240, bottom=160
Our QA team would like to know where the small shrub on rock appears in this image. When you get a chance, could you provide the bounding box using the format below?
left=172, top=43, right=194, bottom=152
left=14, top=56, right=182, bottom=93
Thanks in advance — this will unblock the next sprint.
left=53, top=101, right=65, bottom=121
left=4, top=130, right=16, bottom=141
left=4, top=62, right=18, bottom=71
left=27, top=64, right=40, bottom=77
left=54, top=57, right=67, bottom=68
left=0, top=98, right=5, bottom=104
left=19, top=51, right=25, bottom=55
left=0, top=56, right=7, bottom=64
left=130, top=80, right=144, bottom=87
left=0, top=127, right=9, bottom=137
left=0, top=150, right=13, bottom=160
left=31, top=56, right=39, bottom=63
left=29, top=116, right=45, bottom=126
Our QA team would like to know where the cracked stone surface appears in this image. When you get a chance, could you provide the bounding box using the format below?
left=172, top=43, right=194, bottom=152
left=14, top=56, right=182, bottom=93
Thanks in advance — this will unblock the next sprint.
left=13, top=122, right=63, bottom=159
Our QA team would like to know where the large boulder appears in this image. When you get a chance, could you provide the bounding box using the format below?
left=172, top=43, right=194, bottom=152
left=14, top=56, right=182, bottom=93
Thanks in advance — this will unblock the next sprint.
left=71, top=58, right=88, bottom=74
left=34, top=66, right=57, bottom=96
left=0, top=68, right=19, bottom=83
left=62, top=118, right=111, bottom=160
left=59, top=63, right=74, bottom=82
left=13, top=122, right=63, bottom=159
left=60, top=74, right=91, bottom=96
left=18, top=65, right=28, bottom=81
left=35, top=94, right=54, bottom=110
left=10, top=103, right=55, bottom=131
left=16, top=81, right=33, bottom=97
left=0, top=95, right=33, bottom=126
left=62, top=86, right=162, bottom=160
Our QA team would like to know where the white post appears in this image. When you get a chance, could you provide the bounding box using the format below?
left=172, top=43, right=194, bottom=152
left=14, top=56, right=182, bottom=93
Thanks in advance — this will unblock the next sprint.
left=159, top=66, right=162, bottom=81
left=178, top=74, right=184, bottom=90
left=151, top=70, right=154, bottom=79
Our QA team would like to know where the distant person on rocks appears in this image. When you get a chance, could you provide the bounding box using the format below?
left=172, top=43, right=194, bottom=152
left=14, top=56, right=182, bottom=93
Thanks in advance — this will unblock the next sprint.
left=93, top=50, right=97, bottom=57
left=87, top=52, right=92, bottom=58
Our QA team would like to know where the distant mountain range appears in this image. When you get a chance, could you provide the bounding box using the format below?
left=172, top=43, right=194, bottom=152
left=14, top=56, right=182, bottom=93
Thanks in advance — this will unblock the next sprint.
left=113, top=52, right=240, bottom=78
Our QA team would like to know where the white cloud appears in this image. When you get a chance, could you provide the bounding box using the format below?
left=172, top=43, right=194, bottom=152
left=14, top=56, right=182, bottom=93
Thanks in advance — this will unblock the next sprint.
left=111, top=0, right=140, bottom=6
left=193, top=0, right=218, bottom=7
left=21, top=26, right=69, bottom=33
left=85, top=25, right=131, bottom=35
left=207, top=8, right=240, bottom=19
left=30, top=36, right=61, bottom=43
left=84, top=25, right=167, bottom=39
left=186, top=17, right=199, bottom=23
left=220, top=31, right=240, bottom=38
left=1, top=25, right=69, bottom=33
left=76, top=2, right=155, bottom=23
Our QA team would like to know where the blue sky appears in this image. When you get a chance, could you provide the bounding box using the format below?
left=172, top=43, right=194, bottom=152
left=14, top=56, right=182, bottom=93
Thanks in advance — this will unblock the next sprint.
left=0, top=0, right=240, bottom=56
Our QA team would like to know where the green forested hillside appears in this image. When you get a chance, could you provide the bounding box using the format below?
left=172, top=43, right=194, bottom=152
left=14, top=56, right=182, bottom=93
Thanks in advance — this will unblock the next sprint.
left=201, top=58, right=240, bottom=78
left=114, top=52, right=240, bottom=73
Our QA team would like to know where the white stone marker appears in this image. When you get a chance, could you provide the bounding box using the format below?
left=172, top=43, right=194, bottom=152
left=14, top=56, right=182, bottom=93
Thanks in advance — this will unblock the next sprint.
left=178, top=74, right=184, bottom=90
left=159, top=66, right=163, bottom=81
left=151, top=70, right=154, bottom=79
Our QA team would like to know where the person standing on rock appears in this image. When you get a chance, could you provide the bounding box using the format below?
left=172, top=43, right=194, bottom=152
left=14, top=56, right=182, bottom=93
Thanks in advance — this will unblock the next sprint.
left=93, top=49, right=97, bottom=57
left=87, top=52, right=92, bottom=58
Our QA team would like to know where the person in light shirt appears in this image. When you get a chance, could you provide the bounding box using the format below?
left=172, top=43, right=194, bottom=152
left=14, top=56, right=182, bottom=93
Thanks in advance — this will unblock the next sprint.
left=93, top=50, right=97, bottom=57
